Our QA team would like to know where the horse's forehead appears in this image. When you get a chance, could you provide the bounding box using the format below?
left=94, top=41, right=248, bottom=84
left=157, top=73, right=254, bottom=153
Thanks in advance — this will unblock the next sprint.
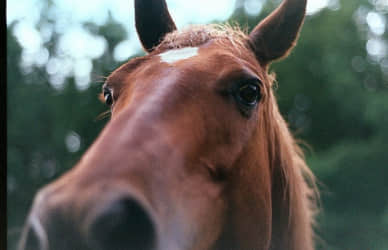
left=109, top=43, right=259, bottom=88
left=152, top=45, right=257, bottom=74
left=159, top=47, right=199, bottom=64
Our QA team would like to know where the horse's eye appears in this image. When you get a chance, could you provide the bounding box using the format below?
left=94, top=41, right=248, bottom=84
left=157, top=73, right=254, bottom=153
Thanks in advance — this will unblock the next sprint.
left=103, top=88, right=113, bottom=106
left=235, top=83, right=261, bottom=107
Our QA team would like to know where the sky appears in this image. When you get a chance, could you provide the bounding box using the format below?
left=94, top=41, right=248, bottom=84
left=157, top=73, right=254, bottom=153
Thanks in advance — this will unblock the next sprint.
left=7, top=0, right=385, bottom=91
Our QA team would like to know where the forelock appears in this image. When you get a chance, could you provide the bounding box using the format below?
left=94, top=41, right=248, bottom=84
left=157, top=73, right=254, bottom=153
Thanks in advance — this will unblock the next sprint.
left=155, top=24, right=250, bottom=53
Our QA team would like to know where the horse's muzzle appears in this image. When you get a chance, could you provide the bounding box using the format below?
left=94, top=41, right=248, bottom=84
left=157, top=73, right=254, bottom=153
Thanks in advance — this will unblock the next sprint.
left=19, top=193, right=157, bottom=250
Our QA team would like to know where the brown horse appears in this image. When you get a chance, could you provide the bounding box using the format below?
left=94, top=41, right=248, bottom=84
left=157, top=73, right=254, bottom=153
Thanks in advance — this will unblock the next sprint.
left=19, top=0, right=318, bottom=249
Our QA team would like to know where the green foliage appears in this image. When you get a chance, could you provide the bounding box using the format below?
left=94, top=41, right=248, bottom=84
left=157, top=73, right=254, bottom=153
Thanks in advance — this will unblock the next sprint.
left=7, top=0, right=388, bottom=249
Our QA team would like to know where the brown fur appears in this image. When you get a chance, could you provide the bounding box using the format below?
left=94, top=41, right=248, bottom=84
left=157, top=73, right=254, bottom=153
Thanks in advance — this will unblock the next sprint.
left=156, top=27, right=318, bottom=248
left=158, top=29, right=318, bottom=249
left=249, top=0, right=307, bottom=63
left=19, top=1, right=318, bottom=250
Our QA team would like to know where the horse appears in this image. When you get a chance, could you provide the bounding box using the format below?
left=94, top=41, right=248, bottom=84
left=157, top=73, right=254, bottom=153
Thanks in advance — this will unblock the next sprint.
left=19, top=0, right=318, bottom=249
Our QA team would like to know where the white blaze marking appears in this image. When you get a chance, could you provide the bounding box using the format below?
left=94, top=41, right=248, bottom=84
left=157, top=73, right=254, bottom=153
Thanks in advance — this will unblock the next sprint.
left=159, top=47, right=199, bottom=64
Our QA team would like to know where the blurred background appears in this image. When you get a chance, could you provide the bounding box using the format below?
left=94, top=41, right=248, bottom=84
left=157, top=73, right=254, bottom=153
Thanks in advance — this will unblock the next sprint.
left=6, top=0, right=388, bottom=249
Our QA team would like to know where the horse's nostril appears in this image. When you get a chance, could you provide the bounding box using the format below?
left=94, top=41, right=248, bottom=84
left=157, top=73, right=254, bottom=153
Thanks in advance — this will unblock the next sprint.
left=89, top=197, right=156, bottom=250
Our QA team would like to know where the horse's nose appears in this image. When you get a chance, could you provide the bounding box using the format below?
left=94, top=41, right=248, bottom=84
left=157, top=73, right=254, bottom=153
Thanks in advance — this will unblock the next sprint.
left=88, top=197, right=156, bottom=250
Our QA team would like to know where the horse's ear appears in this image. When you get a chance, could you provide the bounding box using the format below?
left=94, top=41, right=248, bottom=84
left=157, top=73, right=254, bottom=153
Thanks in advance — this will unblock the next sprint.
left=135, top=0, right=177, bottom=52
left=249, top=0, right=307, bottom=65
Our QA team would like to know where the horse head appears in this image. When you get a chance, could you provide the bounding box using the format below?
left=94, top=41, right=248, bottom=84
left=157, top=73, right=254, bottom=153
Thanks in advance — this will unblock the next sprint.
left=20, top=1, right=316, bottom=250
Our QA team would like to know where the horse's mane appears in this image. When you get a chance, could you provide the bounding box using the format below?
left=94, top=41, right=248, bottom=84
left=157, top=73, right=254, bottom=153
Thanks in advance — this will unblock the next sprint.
left=156, top=24, right=319, bottom=250
left=264, top=91, right=318, bottom=249
left=155, top=24, right=250, bottom=53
